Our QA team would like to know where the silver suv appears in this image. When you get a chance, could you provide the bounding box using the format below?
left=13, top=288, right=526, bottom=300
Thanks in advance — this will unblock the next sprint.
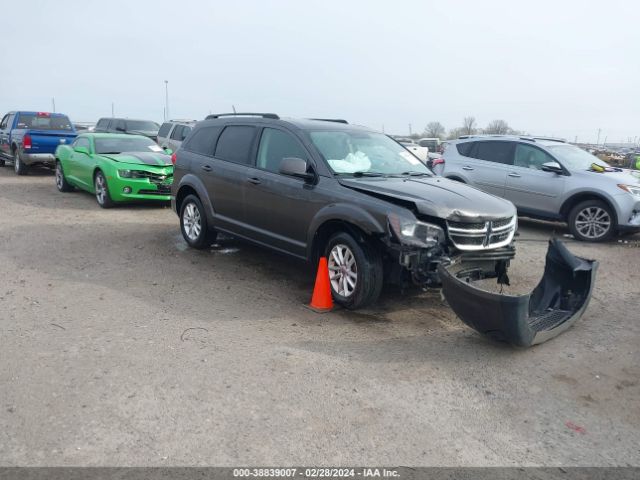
left=441, top=136, right=640, bottom=241
left=157, top=120, right=196, bottom=152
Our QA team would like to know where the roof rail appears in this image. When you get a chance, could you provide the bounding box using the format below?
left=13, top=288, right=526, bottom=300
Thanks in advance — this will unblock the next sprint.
left=308, top=118, right=348, bottom=124
left=205, top=112, right=280, bottom=120
left=531, top=136, right=566, bottom=143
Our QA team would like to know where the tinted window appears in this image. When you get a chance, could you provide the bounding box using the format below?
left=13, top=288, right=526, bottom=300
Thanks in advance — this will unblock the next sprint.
left=114, top=119, right=126, bottom=131
left=170, top=125, right=184, bottom=140
left=472, top=141, right=513, bottom=164
left=181, top=126, right=192, bottom=140
left=96, top=118, right=109, bottom=129
left=158, top=122, right=172, bottom=138
left=74, top=137, right=91, bottom=150
left=257, top=128, right=308, bottom=173
left=16, top=113, right=73, bottom=131
left=185, top=126, right=222, bottom=156
left=456, top=142, right=475, bottom=156
left=125, top=120, right=159, bottom=132
left=214, top=126, right=257, bottom=165
left=514, top=144, right=555, bottom=170
left=0, top=115, right=9, bottom=129
left=95, top=136, right=160, bottom=154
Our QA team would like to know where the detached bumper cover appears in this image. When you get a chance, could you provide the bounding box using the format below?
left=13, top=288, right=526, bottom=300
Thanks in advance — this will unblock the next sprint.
left=439, top=239, right=598, bottom=347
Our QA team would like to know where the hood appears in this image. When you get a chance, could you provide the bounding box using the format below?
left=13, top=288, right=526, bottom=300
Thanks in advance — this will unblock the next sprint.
left=102, top=151, right=172, bottom=166
left=339, top=176, right=516, bottom=222
left=573, top=168, right=640, bottom=185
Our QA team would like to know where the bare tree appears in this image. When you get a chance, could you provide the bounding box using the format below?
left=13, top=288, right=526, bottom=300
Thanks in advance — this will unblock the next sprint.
left=424, top=121, right=446, bottom=139
left=462, top=116, right=477, bottom=135
left=447, top=127, right=464, bottom=140
left=484, top=119, right=511, bottom=135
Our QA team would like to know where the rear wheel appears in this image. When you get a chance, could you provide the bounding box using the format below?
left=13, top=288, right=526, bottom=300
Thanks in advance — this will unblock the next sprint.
left=180, top=194, right=217, bottom=249
left=14, top=148, right=28, bottom=175
left=325, top=231, right=383, bottom=309
left=55, top=161, right=74, bottom=192
left=94, top=171, right=115, bottom=208
left=568, top=200, right=615, bottom=242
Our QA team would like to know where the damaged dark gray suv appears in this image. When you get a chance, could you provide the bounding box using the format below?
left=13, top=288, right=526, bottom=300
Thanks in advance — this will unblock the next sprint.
left=172, top=114, right=597, bottom=346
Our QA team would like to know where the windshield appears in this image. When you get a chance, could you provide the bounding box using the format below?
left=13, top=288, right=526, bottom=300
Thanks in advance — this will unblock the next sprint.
left=308, top=131, right=431, bottom=176
left=95, top=136, right=165, bottom=154
left=125, top=120, right=159, bottom=132
left=547, top=144, right=610, bottom=170
left=16, top=114, right=73, bottom=131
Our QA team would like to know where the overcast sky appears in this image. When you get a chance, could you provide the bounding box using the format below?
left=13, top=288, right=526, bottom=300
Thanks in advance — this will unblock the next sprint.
left=1, top=0, right=638, bottom=143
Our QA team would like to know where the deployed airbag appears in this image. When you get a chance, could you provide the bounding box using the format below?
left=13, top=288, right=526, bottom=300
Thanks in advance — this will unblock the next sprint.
left=439, top=239, right=598, bottom=347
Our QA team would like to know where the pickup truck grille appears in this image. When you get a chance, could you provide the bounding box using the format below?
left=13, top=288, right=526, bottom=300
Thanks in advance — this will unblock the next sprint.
left=447, top=216, right=516, bottom=251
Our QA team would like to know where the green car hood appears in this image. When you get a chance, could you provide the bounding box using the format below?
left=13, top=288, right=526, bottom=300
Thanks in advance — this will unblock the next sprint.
left=101, top=151, right=172, bottom=166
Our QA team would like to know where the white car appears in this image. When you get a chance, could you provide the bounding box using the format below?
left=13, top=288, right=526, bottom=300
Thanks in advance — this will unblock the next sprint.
left=396, top=138, right=429, bottom=162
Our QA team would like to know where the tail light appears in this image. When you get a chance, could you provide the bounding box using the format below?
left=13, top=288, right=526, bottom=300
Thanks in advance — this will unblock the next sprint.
left=171, top=152, right=177, bottom=165
left=23, top=134, right=32, bottom=149
left=432, top=158, right=444, bottom=166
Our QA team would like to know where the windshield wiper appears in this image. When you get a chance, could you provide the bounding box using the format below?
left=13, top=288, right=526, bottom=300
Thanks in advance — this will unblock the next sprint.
left=335, top=171, right=385, bottom=177
left=399, top=171, right=430, bottom=177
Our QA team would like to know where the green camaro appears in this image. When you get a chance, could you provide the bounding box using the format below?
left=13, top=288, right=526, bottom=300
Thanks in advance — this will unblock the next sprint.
left=55, top=133, right=174, bottom=208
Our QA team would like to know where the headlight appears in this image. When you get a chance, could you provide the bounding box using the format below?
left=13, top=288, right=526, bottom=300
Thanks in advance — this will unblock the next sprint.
left=118, top=169, right=133, bottom=178
left=618, top=184, right=640, bottom=196
left=388, top=213, right=444, bottom=248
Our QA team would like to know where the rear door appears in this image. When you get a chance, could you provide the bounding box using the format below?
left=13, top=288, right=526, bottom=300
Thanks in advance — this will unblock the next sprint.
left=243, top=127, right=319, bottom=257
left=460, top=140, right=514, bottom=197
left=504, top=143, right=566, bottom=215
left=67, top=137, right=93, bottom=188
left=0, top=113, right=14, bottom=157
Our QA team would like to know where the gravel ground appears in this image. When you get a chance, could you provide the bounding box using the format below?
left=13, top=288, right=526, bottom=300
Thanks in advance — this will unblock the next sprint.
left=0, top=166, right=639, bottom=467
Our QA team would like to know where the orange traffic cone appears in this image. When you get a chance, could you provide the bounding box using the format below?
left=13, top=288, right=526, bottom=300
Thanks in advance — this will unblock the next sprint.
left=309, top=256, right=334, bottom=312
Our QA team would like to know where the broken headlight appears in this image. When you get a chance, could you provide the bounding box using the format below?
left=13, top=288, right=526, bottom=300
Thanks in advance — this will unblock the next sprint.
left=388, top=213, right=445, bottom=248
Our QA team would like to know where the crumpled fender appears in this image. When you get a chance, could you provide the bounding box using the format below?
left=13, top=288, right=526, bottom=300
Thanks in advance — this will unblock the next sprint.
left=439, top=239, right=598, bottom=347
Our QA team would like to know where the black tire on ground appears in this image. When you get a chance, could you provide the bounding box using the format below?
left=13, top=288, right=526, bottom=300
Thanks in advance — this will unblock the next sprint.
left=0, top=157, right=5, bottom=167
left=180, top=194, right=217, bottom=249
left=14, top=148, right=28, bottom=175
left=94, top=170, right=115, bottom=208
left=324, top=231, right=383, bottom=310
left=568, top=199, right=616, bottom=242
left=55, top=161, right=74, bottom=192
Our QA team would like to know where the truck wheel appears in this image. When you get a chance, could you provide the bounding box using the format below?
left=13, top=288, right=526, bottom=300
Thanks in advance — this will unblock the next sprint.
left=94, top=171, right=115, bottom=208
left=55, top=161, right=74, bottom=192
left=14, top=148, right=28, bottom=175
left=180, top=194, right=217, bottom=249
left=325, top=231, right=383, bottom=309
left=568, top=200, right=616, bottom=242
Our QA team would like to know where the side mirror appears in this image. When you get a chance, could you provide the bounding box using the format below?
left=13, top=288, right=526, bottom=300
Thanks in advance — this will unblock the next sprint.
left=74, top=146, right=90, bottom=155
left=279, top=157, right=315, bottom=182
left=541, top=162, right=563, bottom=174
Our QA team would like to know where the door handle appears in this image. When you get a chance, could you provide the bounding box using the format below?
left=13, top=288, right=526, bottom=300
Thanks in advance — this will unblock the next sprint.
left=462, top=165, right=474, bottom=171
left=247, top=177, right=261, bottom=185
left=201, top=164, right=212, bottom=172
left=508, top=172, right=521, bottom=178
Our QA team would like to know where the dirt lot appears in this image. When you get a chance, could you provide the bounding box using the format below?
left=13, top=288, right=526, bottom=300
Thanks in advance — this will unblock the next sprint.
left=0, top=166, right=639, bottom=467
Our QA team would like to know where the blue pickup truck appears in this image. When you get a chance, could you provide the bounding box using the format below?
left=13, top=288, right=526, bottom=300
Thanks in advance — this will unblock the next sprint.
left=0, top=111, right=77, bottom=175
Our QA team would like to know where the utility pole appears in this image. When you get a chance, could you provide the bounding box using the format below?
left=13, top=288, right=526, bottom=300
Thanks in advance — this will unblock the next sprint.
left=409, top=124, right=412, bottom=136
left=574, top=135, right=578, bottom=144
left=51, top=98, right=56, bottom=113
left=596, top=128, right=601, bottom=146
left=164, top=80, right=169, bottom=121
left=382, top=124, right=385, bottom=133
left=232, top=105, right=237, bottom=114
left=111, top=102, right=114, bottom=117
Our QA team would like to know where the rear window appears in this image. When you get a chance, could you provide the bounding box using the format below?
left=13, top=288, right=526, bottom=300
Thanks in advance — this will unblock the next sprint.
left=96, top=118, right=110, bottom=129
left=214, top=126, right=257, bottom=165
left=184, top=126, right=222, bottom=156
left=125, top=120, right=159, bottom=132
left=16, top=113, right=73, bottom=131
left=158, top=122, right=172, bottom=138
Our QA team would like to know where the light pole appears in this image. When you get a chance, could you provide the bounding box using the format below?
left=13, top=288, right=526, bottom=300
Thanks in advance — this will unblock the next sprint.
left=164, top=80, right=169, bottom=121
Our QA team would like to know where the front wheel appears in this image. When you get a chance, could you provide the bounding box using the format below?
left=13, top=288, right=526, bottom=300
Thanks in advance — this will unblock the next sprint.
left=14, top=149, right=28, bottom=175
left=325, top=231, right=383, bottom=309
left=94, top=171, right=115, bottom=208
left=568, top=200, right=616, bottom=242
left=180, top=194, right=217, bottom=249
left=55, top=161, right=74, bottom=192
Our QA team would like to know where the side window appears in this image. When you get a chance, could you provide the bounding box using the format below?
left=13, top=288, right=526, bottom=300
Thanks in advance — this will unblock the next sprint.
left=0, top=115, right=9, bottom=129
left=456, top=142, right=475, bottom=157
left=257, top=128, right=308, bottom=173
left=181, top=126, right=192, bottom=140
left=96, top=118, right=109, bottom=130
left=472, top=141, right=514, bottom=164
left=114, top=119, right=126, bottom=131
left=514, top=144, right=555, bottom=170
left=170, top=125, right=184, bottom=140
left=184, top=126, right=222, bottom=156
left=214, top=126, right=257, bottom=165
left=74, top=137, right=91, bottom=151
left=158, top=122, right=172, bottom=138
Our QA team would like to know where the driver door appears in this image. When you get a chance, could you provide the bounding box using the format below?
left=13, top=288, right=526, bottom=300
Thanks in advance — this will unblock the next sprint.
left=69, top=137, right=95, bottom=189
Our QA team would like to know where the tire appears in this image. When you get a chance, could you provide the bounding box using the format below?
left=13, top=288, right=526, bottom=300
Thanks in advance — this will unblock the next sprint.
left=94, top=170, right=115, bottom=208
left=13, top=148, right=28, bottom=175
left=568, top=200, right=616, bottom=242
left=0, top=157, right=5, bottom=167
left=324, top=231, right=383, bottom=309
left=180, top=194, right=217, bottom=249
left=55, top=161, right=74, bottom=192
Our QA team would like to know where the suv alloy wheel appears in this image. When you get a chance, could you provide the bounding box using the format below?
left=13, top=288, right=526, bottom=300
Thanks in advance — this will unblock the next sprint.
left=180, top=194, right=217, bottom=249
left=568, top=200, right=615, bottom=242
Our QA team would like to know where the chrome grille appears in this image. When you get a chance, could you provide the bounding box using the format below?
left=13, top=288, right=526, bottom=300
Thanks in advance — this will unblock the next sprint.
left=447, top=216, right=516, bottom=251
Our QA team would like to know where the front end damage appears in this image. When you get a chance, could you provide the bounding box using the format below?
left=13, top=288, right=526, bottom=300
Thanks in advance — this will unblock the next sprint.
left=439, top=239, right=598, bottom=347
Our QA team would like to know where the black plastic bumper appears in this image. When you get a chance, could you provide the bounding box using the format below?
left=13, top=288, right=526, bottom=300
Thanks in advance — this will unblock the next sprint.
left=439, top=239, right=598, bottom=347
